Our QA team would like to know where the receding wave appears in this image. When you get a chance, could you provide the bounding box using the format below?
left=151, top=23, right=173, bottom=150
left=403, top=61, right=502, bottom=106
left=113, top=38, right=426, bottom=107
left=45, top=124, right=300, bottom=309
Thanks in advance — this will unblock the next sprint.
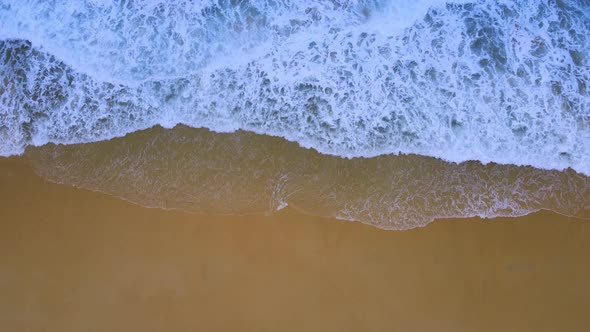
left=25, top=126, right=589, bottom=230
left=1, top=0, right=589, bottom=174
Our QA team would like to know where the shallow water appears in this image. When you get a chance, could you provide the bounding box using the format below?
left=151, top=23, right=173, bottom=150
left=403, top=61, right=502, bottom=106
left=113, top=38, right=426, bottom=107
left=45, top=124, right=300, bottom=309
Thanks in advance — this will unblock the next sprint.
left=25, top=125, right=589, bottom=229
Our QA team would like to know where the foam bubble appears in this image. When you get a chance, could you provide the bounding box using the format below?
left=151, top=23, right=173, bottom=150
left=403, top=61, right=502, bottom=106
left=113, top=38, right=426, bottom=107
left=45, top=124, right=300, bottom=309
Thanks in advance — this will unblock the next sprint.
left=1, top=0, right=589, bottom=175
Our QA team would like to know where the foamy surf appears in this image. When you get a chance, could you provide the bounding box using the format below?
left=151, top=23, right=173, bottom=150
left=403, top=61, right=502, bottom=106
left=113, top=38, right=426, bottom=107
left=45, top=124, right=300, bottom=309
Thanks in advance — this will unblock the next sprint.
left=1, top=0, right=589, bottom=175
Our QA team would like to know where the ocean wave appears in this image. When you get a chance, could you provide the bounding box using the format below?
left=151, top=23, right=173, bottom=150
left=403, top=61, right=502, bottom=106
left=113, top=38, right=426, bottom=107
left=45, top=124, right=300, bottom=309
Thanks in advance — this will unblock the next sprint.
left=1, top=0, right=589, bottom=174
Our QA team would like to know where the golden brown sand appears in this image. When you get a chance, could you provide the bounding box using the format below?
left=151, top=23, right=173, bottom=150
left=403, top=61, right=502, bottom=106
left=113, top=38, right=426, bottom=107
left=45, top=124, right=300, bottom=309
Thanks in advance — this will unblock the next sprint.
left=1, top=157, right=590, bottom=332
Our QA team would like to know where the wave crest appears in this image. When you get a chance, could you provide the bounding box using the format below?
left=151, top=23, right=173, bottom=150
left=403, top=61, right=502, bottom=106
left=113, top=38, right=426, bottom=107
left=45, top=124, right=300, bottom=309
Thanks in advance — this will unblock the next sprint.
left=1, top=0, right=590, bottom=174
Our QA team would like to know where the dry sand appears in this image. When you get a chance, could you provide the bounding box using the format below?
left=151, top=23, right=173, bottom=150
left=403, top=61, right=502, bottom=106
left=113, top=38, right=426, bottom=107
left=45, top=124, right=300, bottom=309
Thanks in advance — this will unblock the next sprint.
left=1, top=157, right=589, bottom=332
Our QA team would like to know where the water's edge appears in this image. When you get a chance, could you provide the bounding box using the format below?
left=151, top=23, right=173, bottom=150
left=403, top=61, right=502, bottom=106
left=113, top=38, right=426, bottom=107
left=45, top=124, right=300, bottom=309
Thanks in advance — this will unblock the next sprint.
left=20, top=125, right=589, bottom=230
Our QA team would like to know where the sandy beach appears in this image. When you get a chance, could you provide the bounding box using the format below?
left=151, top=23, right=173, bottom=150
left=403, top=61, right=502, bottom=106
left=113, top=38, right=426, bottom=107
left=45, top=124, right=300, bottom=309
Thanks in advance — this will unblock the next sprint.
left=1, top=156, right=589, bottom=332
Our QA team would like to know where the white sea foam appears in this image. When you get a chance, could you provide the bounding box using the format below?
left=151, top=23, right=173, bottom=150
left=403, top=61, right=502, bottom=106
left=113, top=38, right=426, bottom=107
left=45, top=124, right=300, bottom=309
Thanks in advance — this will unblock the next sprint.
left=1, top=0, right=589, bottom=174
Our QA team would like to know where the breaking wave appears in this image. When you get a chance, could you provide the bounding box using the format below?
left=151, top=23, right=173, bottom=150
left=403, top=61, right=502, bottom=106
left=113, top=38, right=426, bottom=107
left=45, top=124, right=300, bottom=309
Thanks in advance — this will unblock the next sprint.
left=1, top=0, right=589, bottom=175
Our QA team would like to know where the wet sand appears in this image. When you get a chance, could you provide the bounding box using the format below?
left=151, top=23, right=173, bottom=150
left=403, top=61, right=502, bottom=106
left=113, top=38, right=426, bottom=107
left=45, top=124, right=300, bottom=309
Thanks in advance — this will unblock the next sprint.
left=1, top=157, right=590, bottom=332
left=24, top=126, right=590, bottom=230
